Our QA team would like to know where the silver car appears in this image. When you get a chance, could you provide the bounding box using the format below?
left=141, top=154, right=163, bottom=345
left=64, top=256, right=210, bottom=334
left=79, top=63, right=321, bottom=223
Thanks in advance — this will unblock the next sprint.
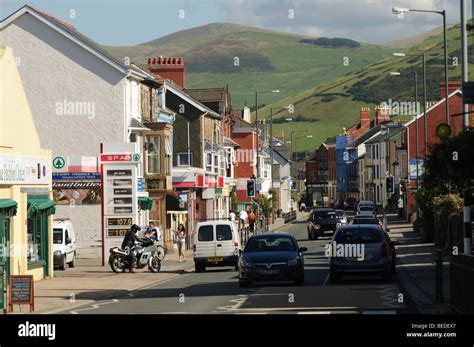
left=329, top=224, right=396, bottom=283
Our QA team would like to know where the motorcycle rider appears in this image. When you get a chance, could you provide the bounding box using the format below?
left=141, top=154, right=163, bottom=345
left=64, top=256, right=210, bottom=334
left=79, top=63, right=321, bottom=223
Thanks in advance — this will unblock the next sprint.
left=121, top=224, right=141, bottom=273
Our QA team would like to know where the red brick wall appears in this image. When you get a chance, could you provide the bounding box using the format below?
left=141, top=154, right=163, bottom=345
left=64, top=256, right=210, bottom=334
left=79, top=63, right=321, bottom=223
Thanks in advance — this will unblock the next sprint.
left=328, top=146, right=336, bottom=181
left=406, top=92, right=471, bottom=218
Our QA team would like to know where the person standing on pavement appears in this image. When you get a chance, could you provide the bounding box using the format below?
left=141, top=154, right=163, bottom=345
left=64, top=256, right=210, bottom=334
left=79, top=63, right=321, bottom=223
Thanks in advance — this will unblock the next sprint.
left=248, top=209, right=256, bottom=234
left=176, top=223, right=187, bottom=262
left=239, top=209, right=248, bottom=232
left=229, top=210, right=236, bottom=222
left=397, top=197, right=404, bottom=218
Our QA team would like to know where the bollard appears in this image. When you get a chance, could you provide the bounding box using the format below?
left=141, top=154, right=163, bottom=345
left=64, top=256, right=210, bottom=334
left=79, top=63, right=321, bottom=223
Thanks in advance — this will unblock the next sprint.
left=435, top=249, right=444, bottom=303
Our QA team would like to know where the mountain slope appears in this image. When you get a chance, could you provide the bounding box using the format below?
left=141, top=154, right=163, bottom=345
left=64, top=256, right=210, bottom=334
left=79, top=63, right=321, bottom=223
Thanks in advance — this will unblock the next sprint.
left=261, top=23, right=472, bottom=154
left=102, top=23, right=394, bottom=109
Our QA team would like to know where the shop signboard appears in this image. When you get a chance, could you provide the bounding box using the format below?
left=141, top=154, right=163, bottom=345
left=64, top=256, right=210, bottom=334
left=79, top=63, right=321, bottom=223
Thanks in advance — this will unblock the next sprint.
left=100, top=144, right=141, bottom=264
left=0, top=155, right=50, bottom=185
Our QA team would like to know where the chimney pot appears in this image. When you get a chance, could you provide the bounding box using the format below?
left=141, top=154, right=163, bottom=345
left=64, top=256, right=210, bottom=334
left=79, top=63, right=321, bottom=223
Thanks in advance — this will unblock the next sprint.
left=148, top=58, right=152, bottom=64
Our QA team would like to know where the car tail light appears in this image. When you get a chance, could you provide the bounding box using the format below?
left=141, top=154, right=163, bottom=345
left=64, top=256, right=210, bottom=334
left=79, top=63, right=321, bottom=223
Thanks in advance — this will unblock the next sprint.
left=193, top=244, right=196, bottom=252
left=380, top=244, right=389, bottom=257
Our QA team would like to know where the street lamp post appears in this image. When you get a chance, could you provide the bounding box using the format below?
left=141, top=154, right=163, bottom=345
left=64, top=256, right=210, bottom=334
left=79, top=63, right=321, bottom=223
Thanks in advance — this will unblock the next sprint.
left=392, top=7, right=449, bottom=125
left=255, top=90, right=280, bottom=179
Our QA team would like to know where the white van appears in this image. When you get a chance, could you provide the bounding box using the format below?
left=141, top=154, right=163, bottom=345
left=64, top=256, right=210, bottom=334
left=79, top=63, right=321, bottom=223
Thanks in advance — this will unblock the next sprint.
left=53, top=219, right=76, bottom=270
left=193, top=220, right=241, bottom=273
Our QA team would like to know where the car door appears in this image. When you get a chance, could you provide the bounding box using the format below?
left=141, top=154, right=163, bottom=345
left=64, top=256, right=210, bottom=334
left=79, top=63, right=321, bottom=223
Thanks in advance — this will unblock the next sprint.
left=195, top=224, right=216, bottom=259
left=65, top=229, right=73, bottom=262
left=215, top=224, right=234, bottom=258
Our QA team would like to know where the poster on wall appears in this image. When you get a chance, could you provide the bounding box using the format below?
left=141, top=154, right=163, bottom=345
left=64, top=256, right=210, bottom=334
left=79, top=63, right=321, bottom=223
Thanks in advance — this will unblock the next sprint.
left=53, top=181, right=101, bottom=205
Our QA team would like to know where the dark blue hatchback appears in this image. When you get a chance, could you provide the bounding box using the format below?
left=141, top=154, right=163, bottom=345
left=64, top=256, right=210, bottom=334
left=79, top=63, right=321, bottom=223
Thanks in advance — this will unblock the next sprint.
left=238, top=234, right=307, bottom=287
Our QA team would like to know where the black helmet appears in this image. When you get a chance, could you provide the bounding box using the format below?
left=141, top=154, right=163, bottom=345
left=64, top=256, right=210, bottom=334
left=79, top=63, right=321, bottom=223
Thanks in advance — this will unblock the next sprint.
left=130, top=224, right=141, bottom=233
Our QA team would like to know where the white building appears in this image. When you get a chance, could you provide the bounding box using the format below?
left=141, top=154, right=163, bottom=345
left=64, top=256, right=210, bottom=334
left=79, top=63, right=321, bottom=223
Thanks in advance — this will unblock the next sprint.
left=0, top=5, right=156, bottom=257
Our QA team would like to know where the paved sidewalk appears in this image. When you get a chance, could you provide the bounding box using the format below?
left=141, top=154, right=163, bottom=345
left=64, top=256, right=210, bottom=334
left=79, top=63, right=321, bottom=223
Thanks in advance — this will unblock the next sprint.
left=267, top=210, right=308, bottom=233
left=11, top=249, right=193, bottom=314
left=387, top=220, right=451, bottom=313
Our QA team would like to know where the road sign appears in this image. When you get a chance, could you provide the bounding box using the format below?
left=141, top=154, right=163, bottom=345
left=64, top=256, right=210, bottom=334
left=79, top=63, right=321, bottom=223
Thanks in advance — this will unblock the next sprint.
left=53, top=156, right=65, bottom=169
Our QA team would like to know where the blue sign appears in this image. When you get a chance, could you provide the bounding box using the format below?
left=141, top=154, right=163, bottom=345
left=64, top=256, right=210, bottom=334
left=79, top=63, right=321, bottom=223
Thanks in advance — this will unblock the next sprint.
left=53, top=172, right=101, bottom=181
left=256, top=183, right=262, bottom=192
left=409, top=159, right=424, bottom=180
left=137, top=177, right=144, bottom=192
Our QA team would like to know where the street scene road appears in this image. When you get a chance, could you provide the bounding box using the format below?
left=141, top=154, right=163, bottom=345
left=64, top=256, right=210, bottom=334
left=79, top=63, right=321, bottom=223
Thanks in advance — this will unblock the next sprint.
left=65, top=214, right=418, bottom=315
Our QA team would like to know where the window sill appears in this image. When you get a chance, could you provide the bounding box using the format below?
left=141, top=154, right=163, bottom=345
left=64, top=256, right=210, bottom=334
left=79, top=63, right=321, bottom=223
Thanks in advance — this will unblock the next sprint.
left=28, top=260, right=45, bottom=270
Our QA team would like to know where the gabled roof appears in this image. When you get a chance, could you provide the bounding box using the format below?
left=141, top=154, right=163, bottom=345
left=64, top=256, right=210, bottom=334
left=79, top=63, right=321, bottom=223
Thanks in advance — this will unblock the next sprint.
left=223, top=136, right=240, bottom=148
left=165, top=81, right=222, bottom=119
left=404, top=89, right=462, bottom=127
left=0, top=5, right=153, bottom=79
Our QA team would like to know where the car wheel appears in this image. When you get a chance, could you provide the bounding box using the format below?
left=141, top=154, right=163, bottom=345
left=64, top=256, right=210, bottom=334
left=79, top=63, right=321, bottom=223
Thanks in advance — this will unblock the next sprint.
left=59, top=254, right=66, bottom=270
left=382, top=270, right=393, bottom=281
left=239, top=279, right=250, bottom=288
left=329, top=270, right=342, bottom=283
left=68, top=253, right=75, bottom=268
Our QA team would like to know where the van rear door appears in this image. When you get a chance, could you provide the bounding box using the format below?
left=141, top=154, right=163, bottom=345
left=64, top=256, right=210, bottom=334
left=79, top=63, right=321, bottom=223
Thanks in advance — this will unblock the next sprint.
left=195, top=224, right=216, bottom=258
left=215, top=224, right=235, bottom=258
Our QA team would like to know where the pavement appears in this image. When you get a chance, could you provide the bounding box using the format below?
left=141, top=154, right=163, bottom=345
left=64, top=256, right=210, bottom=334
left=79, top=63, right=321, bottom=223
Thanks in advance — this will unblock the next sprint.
left=12, top=210, right=447, bottom=315
left=11, top=249, right=194, bottom=314
left=387, top=219, right=452, bottom=314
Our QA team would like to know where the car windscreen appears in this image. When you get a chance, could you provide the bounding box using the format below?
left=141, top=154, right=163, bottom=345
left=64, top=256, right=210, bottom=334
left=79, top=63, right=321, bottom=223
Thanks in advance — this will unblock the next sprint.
left=197, top=225, right=213, bottom=241
left=216, top=225, right=232, bottom=241
left=334, top=228, right=382, bottom=244
left=245, top=236, right=296, bottom=252
left=359, top=206, right=374, bottom=211
left=53, top=229, right=63, bottom=244
left=313, top=211, right=337, bottom=220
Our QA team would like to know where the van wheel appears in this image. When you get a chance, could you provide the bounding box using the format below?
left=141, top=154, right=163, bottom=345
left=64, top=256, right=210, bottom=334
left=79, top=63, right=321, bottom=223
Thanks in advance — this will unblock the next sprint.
left=68, top=254, right=75, bottom=268
left=195, top=264, right=205, bottom=273
left=59, top=255, right=66, bottom=270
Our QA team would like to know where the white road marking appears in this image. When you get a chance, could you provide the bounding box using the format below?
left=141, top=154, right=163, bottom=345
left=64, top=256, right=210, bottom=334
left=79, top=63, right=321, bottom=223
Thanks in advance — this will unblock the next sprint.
left=70, top=299, right=120, bottom=314
left=298, top=311, right=332, bottom=314
left=323, top=274, right=330, bottom=286
left=362, top=310, right=397, bottom=314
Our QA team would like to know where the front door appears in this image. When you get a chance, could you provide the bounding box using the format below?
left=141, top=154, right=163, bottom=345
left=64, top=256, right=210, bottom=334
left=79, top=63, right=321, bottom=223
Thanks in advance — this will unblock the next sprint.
left=0, top=216, right=10, bottom=312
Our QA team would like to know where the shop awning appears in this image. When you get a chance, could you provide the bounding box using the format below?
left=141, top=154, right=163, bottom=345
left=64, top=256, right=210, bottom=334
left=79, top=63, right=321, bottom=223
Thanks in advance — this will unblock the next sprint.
left=0, top=199, right=17, bottom=216
left=138, top=196, right=153, bottom=210
left=27, top=199, right=56, bottom=218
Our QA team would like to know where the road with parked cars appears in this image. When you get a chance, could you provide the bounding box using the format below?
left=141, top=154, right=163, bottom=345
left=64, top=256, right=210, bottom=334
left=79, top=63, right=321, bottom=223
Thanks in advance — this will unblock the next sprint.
left=66, top=210, right=419, bottom=314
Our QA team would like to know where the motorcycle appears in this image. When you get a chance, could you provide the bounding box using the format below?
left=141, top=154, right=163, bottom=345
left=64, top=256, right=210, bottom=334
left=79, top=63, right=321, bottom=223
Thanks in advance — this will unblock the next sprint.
left=109, top=238, right=162, bottom=273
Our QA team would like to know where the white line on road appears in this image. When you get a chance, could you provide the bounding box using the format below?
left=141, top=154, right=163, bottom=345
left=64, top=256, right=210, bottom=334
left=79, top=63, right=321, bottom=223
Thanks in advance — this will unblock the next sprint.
left=298, top=311, right=333, bottom=314
left=323, top=274, right=330, bottom=286
left=70, top=299, right=120, bottom=314
left=362, top=310, right=397, bottom=314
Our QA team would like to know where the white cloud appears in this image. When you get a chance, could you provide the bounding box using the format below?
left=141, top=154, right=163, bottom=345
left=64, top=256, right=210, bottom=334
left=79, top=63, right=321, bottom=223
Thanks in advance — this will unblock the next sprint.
left=218, top=0, right=461, bottom=43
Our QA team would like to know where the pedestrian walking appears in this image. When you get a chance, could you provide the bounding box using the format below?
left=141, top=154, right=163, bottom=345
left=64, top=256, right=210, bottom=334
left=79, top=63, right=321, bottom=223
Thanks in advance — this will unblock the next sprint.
left=300, top=201, right=306, bottom=212
left=176, top=223, right=187, bottom=262
left=248, top=209, right=256, bottom=234
left=238, top=209, right=248, bottom=232
left=229, top=210, right=236, bottom=222
left=397, top=197, right=404, bottom=218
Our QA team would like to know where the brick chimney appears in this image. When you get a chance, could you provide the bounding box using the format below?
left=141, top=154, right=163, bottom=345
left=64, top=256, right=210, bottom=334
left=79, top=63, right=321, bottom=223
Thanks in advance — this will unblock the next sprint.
left=360, top=107, right=370, bottom=130
left=374, top=104, right=390, bottom=125
left=144, top=57, right=185, bottom=88
left=439, top=81, right=462, bottom=99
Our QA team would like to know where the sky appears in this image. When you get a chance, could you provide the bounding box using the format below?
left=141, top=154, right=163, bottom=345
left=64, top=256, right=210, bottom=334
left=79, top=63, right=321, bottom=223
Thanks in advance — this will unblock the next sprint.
left=0, top=0, right=468, bottom=46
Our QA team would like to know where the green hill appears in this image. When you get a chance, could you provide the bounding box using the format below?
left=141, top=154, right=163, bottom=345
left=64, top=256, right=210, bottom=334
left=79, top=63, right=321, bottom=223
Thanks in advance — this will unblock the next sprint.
left=259, top=23, right=473, bottom=155
left=102, top=23, right=394, bottom=110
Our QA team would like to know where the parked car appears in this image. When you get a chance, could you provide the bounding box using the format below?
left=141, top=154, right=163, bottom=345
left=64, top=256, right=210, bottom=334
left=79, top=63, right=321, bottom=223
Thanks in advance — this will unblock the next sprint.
left=335, top=209, right=348, bottom=225
left=193, top=220, right=241, bottom=273
left=53, top=218, right=76, bottom=270
left=307, top=208, right=342, bottom=240
left=238, top=233, right=307, bottom=287
left=329, top=224, right=397, bottom=282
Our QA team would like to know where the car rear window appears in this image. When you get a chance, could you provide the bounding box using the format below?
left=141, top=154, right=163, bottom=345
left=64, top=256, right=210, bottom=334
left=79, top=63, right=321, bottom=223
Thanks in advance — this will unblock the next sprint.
left=216, top=225, right=232, bottom=241
left=245, top=236, right=296, bottom=252
left=334, top=228, right=382, bottom=244
left=352, top=219, right=380, bottom=224
left=197, top=225, right=213, bottom=241
left=53, top=229, right=63, bottom=244
left=359, top=206, right=374, bottom=211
